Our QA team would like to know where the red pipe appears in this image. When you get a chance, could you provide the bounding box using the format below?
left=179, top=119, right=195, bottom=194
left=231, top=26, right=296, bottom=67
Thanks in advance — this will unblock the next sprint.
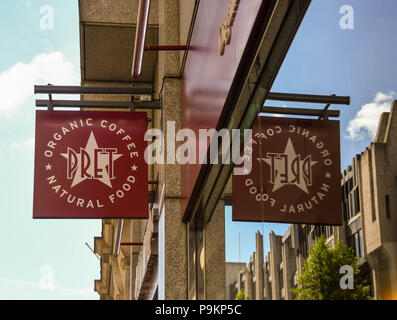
left=144, top=45, right=190, bottom=51
left=131, top=0, right=151, bottom=79
left=121, top=242, right=143, bottom=246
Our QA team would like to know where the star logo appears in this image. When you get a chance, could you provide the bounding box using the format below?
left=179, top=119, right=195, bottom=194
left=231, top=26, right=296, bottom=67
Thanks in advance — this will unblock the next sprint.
left=61, top=131, right=123, bottom=188
left=259, top=138, right=318, bottom=194
left=325, top=172, right=332, bottom=179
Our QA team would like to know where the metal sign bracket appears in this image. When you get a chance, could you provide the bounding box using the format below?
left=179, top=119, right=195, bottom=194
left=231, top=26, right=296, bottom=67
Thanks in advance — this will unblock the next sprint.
left=261, top=92, right=349, bottom=119
left=34, top=85, right=160, bottom=111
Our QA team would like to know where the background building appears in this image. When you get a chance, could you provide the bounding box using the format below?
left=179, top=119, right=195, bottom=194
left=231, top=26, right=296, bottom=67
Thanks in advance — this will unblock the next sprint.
left=228, top=101, right=397, bottom=300
left=225, top=262, right=246, bottom=300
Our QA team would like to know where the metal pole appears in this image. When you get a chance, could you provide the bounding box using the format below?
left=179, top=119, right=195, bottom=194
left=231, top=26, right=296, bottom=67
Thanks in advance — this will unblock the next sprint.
left=120, top=243, right=144, bottom=246
left=266, top=92, right=350, bottom=105
left=144, top=45, right=190, bottom=51
left=34, top=85, right=153, bottom=95
left=85, top=242, right=100, bottom=261
left=35, top=99, right=161, bottom=109
left=261, top=106, right=340, bottom=118
left=238, top=231, right=241, bottom=262
left=132, top=0, right=151, bottom=78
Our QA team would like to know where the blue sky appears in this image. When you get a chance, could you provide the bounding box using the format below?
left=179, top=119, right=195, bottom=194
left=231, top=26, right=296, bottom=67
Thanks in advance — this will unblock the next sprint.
left=0, top=0, right=100, bottom=299
left=0, top=0, right=396, bottom=299
left=225, top=0, right=397, bottom=263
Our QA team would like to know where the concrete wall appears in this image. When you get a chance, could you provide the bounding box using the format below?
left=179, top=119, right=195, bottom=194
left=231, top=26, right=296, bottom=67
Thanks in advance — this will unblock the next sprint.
left=83, top=0, right=228, bottom=300
left=226, top=262, right=246, bottom=300
left=361, top=102, right=397, bottom=299
left=254, top=232, right=264, bottom=300
left=269, top=232, right=282, bottom=300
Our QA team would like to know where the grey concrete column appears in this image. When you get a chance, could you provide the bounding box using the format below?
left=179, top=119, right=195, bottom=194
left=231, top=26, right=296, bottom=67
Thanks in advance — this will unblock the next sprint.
left=157, top=0, right=186, bottom=292
left=122, top=258, right=131, bottom=300
left=237, top=270, right=244, bottom=293
left=244, top=270, right=253, bottom=300
left=264, top=267, right=271, bottom=300
left=204, top=200, right=226, bottom=299
left=282, top=244, right=297, bottom=300
left=159, top=75, right=187, bottom=299
left=159, top=0, right=180, bottom=77
left=255, top=232, right=264, bottom=300
left=269, top=232, right=282, bottom=300
left=162, top=198, right=187, bottom=299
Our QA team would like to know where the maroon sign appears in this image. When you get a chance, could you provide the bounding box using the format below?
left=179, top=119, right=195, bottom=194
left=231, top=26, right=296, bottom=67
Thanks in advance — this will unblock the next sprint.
left=33, top=111, right=148, bottom=219
left=233, top=116, right=342, bottom=225
left=181, top=0, right=273, bottom=218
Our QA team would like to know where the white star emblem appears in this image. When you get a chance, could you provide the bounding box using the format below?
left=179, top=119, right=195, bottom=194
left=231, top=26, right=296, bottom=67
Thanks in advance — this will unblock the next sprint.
left=45, top=164, right=52, bottom=171
left=261, top=138, right=318, bottom=194
left=60, top=131, right=123, bottom=188
left=325, top=172, right=332, bottom=179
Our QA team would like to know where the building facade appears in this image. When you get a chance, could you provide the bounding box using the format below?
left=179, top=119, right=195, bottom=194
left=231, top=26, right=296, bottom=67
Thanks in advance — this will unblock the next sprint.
left=229, top=102, right=397, bottom=300
left=78, top=0, right=311, bottom=300
left=225, top=262, right=246, bottom=300
left=81, top=0, right=227, bottom=300
left=77, top=0, right=396, bottom=299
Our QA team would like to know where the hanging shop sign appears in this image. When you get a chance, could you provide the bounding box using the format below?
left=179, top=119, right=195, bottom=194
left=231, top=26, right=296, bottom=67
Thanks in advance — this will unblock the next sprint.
left=33, top=111, right=148, bottom=219
left=233, top=116, right=342, bottom=225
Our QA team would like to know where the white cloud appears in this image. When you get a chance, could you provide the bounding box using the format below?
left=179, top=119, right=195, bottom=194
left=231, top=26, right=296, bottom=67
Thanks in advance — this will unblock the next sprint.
left=25, top=137, right=35, bottom=149
left=7, top=138, right=35, bottom=150
left=10, top=142, right=21, bottom=149
left=0, top=52, right=78, bottom=117
left=272, top=103, right=288, bottom=118
left=262, top=103, right=288, bottom=118
left=346, top=91, right=396, bottom=140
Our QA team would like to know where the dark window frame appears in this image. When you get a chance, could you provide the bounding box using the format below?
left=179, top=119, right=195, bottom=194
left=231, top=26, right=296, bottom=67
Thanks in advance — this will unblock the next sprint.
left=385, top=195, right=391, bottom=219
